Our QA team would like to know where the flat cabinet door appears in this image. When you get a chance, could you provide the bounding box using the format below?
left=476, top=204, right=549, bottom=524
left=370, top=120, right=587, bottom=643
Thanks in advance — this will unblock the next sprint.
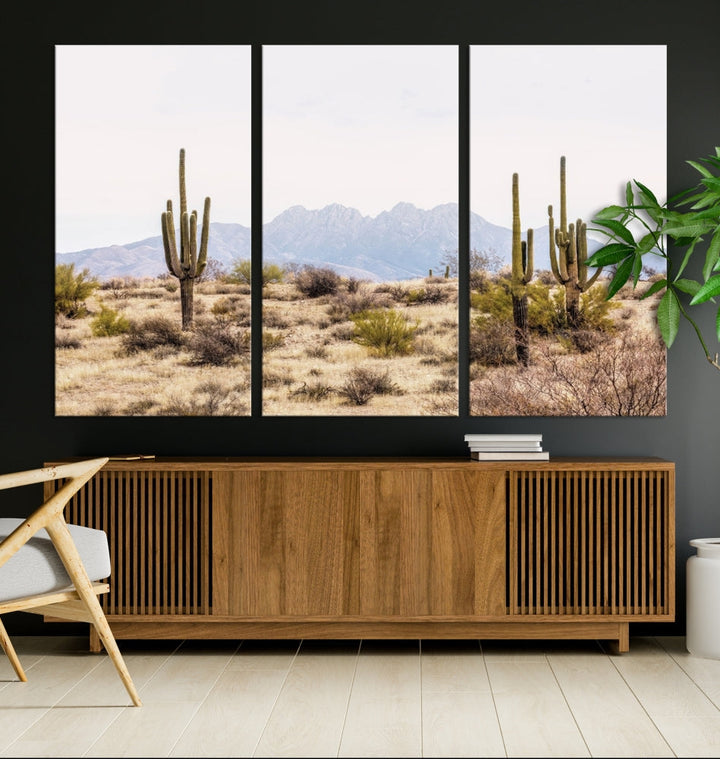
left=212, top=468, right=506, bottom=618
left=359, top=469, right=506, bottom=617
left=212, top=470, right=362, bottom=616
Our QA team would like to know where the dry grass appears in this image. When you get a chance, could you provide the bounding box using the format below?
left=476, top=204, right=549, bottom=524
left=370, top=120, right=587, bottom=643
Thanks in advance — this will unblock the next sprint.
left=261, top=276, right=458, bottom=416
left=55, top=279, right=251, bottom=416
left=56, top=275, right=458, bottom=417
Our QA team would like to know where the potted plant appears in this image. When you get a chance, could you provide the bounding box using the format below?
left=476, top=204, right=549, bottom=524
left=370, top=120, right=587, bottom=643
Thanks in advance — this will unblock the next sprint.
left=585, top=146, right=720, bottom=372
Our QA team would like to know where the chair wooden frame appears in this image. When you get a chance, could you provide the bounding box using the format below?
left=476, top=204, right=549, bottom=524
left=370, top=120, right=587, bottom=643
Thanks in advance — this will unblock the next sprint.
left=0, top=457, right=142, bottom=706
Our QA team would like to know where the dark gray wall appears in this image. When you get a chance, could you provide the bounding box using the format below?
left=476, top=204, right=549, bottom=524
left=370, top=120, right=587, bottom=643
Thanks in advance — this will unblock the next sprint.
left=2, top=0, right=718, bottom=635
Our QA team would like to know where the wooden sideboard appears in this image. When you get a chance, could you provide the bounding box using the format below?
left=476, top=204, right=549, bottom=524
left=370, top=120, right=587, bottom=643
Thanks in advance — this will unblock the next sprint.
left=44, top=457, right=675, bottom=652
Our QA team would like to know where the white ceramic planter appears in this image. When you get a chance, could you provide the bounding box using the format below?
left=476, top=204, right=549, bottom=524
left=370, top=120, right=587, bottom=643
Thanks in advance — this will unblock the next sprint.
left=686, top=538, right=720, bottom=659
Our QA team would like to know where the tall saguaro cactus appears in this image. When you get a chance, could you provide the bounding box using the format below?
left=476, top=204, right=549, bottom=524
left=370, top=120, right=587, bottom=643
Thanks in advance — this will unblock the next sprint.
left=161, top=148, right=211, bottom=330
left=511, top=172, right=534, bottom=367
left=548, top=156, right=601, bottom=328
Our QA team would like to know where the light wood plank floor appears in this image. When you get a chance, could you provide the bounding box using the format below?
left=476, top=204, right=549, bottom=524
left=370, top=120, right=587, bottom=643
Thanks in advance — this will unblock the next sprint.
left=1, top=635, right=719, bottom=757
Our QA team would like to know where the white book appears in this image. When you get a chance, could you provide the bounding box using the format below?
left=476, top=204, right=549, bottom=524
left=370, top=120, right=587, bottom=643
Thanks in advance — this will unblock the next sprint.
left=471, top=451, right=550, bottom=461
left=464, top=433, right=542, bottom=442
left=469, top=443, right=542, bottom=452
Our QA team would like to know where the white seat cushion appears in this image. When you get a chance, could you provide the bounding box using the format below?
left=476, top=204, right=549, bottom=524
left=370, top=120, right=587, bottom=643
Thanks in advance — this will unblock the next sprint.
left=0, top=518, right=111, bottom=603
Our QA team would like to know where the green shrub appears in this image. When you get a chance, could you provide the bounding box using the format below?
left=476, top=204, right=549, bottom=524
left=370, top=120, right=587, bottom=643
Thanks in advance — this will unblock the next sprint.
left=55, top=263, right=99, bottom=317
left=228, top=259, right=285, bottom=286
left=294, top=266, right=341, bottom=298
left=578, top=284, right=619, bottom=331
left=350, top=309, right=418, bottom=357
left=90, top=305, right=130, bottom=337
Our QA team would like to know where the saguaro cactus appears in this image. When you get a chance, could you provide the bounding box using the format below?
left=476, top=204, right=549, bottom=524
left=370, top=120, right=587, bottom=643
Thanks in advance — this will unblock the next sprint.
left=511, top=172, right=534, bottom=367
left=548, top=156, right=601, bottom=328
left=161, top=148, right=211, bottom=330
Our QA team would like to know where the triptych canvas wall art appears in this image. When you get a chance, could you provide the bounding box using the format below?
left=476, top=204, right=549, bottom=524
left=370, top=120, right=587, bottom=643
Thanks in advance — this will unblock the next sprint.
left=55, top=44, right=667, bottom=418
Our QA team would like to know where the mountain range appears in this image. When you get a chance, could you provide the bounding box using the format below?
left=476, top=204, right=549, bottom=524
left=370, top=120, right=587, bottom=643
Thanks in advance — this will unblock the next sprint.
left=57, top=202, right=606, bottom=282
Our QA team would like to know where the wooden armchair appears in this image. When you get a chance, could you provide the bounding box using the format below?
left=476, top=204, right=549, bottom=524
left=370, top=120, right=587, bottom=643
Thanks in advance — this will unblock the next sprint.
left=0, top=457, right=141, bottom=706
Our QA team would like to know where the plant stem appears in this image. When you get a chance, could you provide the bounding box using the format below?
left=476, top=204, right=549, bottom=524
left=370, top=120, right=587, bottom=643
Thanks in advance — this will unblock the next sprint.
left=675, top=296, right=720, bottom=372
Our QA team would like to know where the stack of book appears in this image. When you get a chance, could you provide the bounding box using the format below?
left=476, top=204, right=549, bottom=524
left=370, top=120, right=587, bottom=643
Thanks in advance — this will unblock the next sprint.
left=464, top=433, right=549, bottom=461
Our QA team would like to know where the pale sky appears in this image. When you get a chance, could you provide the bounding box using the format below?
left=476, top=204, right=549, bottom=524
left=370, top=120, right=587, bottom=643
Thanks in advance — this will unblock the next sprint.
left=55, top=45, right=251, bottom=252
left=263, top=45, right=458, bottom=223
left=470, top=45, right=667, bottom=232
left=56, top=44, right=665, bottom=253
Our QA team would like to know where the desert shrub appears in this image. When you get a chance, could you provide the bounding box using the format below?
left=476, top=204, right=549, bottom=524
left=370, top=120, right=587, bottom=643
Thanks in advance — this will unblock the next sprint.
left=121, top=316, right=185, bottom=354
left=160, top=381, right=249, bottom=416
left=56, top=332, right=82, bottom=349
left=197, top=257, right=228, bottom=283
left=329, top=323, right=356, bottom=342
left=289, top=381, right=334, bottom=402
left=577, top=284, right=620, bottom=331
left=326, top=289, right=385, bottom=322
left=535, top=269, right=557, bottom=286
left=346, top=277, right=361, bottom=294
left=123, top=399, right=156, bottom=415
left=338, top=366, right=400, bottom=405
left=429, top=377, right=456, bottom=393
left=374, top=282, right=408, bottom=302
left=188, top=320, right=248, bottom=366
left=92, top=402, right=116, bottom=416
left=557, top=329, right=610, bottom=354
left=264, top=310, right=291, bottom=329
left=470, top=317, right=517, bottom=366
left=263, top=369, right=293, bottom=387
left=294, top=266, right=341, bottom=298
left=306, top=345, right=329, bottom=359
left=262, top=330, right=285, bottom=351
left=228, top=259, right=285, bottom=286
left=211, top=296, right=241, bottom=317
left=90, top=305, right=130, bottom=337
left=163, top=280, right=179, bottom=293
left=55, top=263, right=99, bottom=317
left=469, top=269, right=489, bottom=292
left=351, top=309, right=418, bottom=357
left=470, top=281, right=513, bottom=321
left=211, top=296, right=250, bottom=326
left=404, top=285, right=449, bottom=305
left=470, top=332, right=666, bottom=416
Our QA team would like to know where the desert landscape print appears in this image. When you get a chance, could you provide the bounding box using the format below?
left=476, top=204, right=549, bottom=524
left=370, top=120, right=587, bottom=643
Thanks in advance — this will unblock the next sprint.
left=56, top=44, right=667, bottom=418
left=468, top=44, right=667, bottom=416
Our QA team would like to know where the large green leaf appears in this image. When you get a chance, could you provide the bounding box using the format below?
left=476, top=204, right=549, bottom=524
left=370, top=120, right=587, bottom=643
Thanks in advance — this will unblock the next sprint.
left=607, top=256, right=635, bottom=299
left=687, top=159, right=714, bottom=178
left=641, top=279, right=668, bottom=299
left=585, top=243, right=634, bottom=267
left=704, top=228, right=720, bottom=281
left=633, top=180, right=659, bottom=205
left=673, top=278, right=701, bottom=296
left=625, top=181, right=634, bottom=206
left=657, top=290, right=680, bottom=348
left=663, top=222, right=711, bottom=238
left=593, top=205, right=626, bottom=220
left=593, top=219, right=636, bottom=245
left=689, top=275, right=720, bottom=305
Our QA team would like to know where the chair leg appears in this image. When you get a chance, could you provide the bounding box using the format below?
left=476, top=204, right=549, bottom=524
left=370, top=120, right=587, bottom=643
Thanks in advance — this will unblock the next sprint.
left=45, top=518, right=142, bottom=706
left=0, top=616, right=27, bottom=682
